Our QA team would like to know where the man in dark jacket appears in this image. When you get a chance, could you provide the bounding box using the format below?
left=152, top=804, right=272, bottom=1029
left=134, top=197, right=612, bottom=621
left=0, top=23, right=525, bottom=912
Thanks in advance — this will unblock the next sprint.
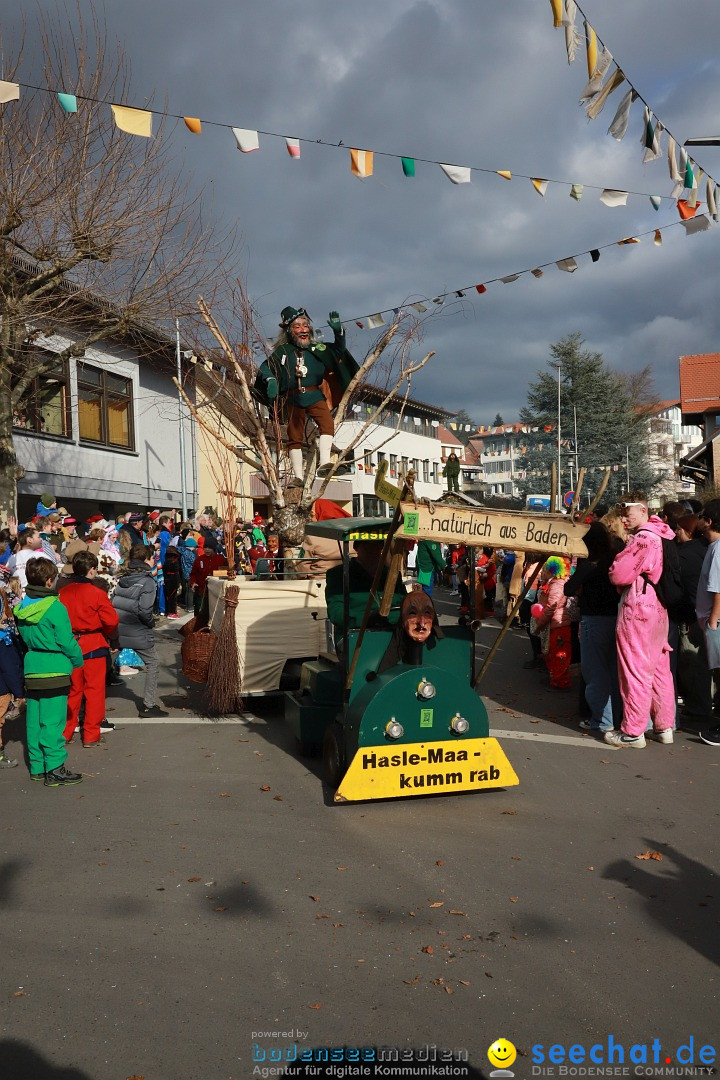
left=254, top=306, right=358, bottom=486
left=112, top=544, right=167, bottom=717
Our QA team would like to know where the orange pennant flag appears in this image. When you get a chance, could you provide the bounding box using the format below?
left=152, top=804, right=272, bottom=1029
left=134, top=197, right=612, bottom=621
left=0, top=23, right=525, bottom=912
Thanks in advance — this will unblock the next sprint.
left=677, top=199, right=701, bottom=220
left=184, top=117, right=202, bottom=133
left=350, top=149, right=373, bottom=178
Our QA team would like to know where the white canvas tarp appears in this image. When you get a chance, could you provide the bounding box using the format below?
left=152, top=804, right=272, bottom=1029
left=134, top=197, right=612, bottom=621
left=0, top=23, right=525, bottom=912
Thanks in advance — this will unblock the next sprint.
left=206, top=577, right=327, bottom=693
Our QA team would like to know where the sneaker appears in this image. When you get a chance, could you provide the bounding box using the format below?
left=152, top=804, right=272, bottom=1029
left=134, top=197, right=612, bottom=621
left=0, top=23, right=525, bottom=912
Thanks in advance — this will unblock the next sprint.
left=0, top=751, right=18, bottom=769
left=118, top=665, right=139, bottom=676
left=99, top=719, right=115, bottom=733
left=44, top=765, right=83, bottom=787
left=30, top=772, right=45, bottom=782
left=4, top=703, right=21, bottom=721
left=73, top=724, right=81, bottom=734
left=138, top=704, right=169, bottom=718
left=82, top=737, right=106, bottom=748
left=699, top=725, right=720, bottom=747
left=166, top=613, right=179, bottom=620
left=649, top=728, right=674, bottom=744
left=604, top=730, right=646, bottom=749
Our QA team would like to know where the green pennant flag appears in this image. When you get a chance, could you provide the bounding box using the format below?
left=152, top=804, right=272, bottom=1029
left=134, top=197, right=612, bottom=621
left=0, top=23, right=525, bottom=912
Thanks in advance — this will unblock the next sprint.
left=57, top=93, right=77, bottom=113
left=402, top=157, right=415, bottom=177
left=684, top=156, right=695, bottom=189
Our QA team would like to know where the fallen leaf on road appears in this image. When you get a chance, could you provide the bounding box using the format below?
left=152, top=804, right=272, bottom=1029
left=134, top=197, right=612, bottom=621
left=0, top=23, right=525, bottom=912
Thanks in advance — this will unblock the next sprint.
left=436, top=859, right=444, bottom=866
left=218, top=792, right=230, bottom=798
left=213, top=906, right=228, bottom=912
left=497, top=707, right=520, bottom=717
left=635, top=851, right=663, bottom=861
left=309, top=895, right=319, bottom=902
left=587, top=866, right=595, bottom=871
left=187, top=877, right=201, bottom=883
left=449, top=910, right=465, bottom=916
left=403, top=976, right=422, bottom=985
left=13, top=990, right=26, bottom=997
left=408, top=911, right=416, bottom=917
left=529, top=719, right=541, bottom=724
left=309, top=1003, right=322, bottom=1010
left=315, top=914, right=329, bottom=920
left=510, top=897, right=519, bottom=903
left=273, top=795, right=283, bottom=801
left=421, top=945, right=434, bottom=955
left=485, top=971, right=493, bottom=978
left=260, top=785, right=271, bottom=792
left=332, top=923, right=344, bottom=928
left=337, top=866, right=348, bottom=871
left=460, top=935, right=472, bottom=940
left=430, top=978, right=445, bottom=986
left=429, top=902, right=444, bottom=908
left=459, top=980, right=470, bottom=986
left=502, top=810, right=517, bottom=816
left=444, top=985, right=454, bottom=994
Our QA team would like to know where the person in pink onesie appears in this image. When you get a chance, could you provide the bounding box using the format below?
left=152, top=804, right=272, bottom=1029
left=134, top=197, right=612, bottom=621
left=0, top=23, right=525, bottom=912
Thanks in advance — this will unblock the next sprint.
left=605, top=494, right=676, bottom=749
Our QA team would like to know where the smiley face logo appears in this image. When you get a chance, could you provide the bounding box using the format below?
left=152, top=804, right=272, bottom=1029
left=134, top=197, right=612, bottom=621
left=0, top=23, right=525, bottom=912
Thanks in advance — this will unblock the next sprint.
left=488, top=1039, right=517, bottom=1071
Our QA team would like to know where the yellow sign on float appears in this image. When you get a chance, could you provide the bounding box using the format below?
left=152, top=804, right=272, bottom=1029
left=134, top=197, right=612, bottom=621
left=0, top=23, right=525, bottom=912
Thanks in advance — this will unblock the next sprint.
left=334, top=737, right=519, bottom=802
left=374, top=458, right=403, bottom=507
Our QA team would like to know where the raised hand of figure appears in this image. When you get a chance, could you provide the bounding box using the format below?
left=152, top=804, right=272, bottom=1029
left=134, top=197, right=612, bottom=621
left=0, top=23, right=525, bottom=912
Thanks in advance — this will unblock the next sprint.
left=327, top=311, right=343, bottom=332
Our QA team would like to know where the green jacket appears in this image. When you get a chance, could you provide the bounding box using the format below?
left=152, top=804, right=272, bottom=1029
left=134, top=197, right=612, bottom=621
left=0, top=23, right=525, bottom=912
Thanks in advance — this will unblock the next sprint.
left=15, top=593, right=84, bottom=682
left=443, top=454, right=461, bottom=478
left=416, top=541, right=445, bottom=575
left=325, top=558, right=406, bottom=631
left=255, top=329, right=359, bottom=409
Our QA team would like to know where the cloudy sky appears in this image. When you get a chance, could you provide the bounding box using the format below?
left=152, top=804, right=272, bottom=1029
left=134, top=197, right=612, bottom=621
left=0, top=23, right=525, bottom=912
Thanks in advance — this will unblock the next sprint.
left=11, top=0, right=720, bottom=423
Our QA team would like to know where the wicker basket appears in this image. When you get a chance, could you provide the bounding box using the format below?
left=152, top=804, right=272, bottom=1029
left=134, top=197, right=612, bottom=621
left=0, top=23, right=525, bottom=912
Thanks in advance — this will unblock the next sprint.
left=181, top=626, right=218, bottom=683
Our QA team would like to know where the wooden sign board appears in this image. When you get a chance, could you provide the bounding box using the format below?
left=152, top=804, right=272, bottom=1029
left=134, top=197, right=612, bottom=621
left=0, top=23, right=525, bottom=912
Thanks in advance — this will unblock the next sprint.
left=400, top=501, right=589, bottom=557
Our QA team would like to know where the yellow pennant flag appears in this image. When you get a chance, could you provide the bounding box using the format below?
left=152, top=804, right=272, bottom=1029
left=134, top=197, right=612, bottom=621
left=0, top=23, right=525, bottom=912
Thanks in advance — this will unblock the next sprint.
left=584, top=21, right=597, bottom=79
left=549, top=0, right=563, bottom=27
left=111, top=104, right=152, bottom=137
left=496, top=170, right=512, bottom=180
left=531, top=178, right=549, bottom=196
left=350, top=148, right=373, bottom=178
left=654, top=230, right=662, bottom=246
left=183, top=117, right=202, bottom=133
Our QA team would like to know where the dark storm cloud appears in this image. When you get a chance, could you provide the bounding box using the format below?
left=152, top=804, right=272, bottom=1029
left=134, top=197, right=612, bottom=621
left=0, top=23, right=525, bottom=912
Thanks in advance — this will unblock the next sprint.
left=7, top=0, right=720, bottom=423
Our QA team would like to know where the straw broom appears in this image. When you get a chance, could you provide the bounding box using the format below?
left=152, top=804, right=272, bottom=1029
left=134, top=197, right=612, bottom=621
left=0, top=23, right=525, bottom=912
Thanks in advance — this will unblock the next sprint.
left=205, top=584, right=243, bottom=715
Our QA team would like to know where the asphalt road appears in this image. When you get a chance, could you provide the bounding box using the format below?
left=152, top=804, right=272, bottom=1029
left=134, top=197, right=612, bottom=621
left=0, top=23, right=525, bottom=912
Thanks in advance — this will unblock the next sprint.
left=1, top=594, right=718, bottom=1080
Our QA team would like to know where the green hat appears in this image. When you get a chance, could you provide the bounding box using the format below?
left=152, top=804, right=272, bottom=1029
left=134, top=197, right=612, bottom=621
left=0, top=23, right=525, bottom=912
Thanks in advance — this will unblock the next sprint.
left=280, top=306, right=310, bottom=328
left=40, top=492, right=56, bottom=508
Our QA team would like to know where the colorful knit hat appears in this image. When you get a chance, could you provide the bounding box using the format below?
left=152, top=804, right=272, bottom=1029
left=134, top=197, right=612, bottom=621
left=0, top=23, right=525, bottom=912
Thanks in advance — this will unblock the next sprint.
left=543, top=555, right=568, bottom=579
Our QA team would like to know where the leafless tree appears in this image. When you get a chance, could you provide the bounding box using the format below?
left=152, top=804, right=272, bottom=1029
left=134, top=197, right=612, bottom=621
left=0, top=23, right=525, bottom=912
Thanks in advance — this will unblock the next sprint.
left=0, top=4, right=238, bottom=519
left=177, top=284, right=434, bottom=547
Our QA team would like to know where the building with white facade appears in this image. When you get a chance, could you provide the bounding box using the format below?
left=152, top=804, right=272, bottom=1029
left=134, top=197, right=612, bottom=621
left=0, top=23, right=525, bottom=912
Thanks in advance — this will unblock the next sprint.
left=14, top=329, right=197, bottom=522
left=646, top=400, right=703, bottom=504
left=333, top=386, right=452, bottom=516
left=473, top=423, right=529, bottom=499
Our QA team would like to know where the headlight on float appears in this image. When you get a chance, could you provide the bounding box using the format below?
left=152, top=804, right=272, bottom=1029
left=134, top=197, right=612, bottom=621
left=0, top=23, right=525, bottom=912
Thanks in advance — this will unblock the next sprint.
left=385, top=718, right=404, bottom=740
left=450, top=712, right=469, bottom=735
left=417, top=677, right=436, bottom=700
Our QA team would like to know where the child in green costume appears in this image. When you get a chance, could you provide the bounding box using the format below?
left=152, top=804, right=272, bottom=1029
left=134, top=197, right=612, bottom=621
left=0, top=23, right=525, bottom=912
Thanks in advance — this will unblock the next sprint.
left=14, top=557, right=84, bottom=787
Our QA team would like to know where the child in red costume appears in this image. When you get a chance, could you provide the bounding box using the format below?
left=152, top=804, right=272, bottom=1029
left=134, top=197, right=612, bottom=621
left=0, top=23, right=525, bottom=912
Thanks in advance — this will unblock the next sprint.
left=59, top=550, right=119, bottom=747
left=533, top=557, right=572, bottom=690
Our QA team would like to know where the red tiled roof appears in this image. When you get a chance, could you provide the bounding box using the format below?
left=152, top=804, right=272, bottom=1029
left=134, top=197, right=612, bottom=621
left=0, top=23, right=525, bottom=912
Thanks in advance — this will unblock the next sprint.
left=437, top=424, right=463, bottom=446
left=679, top=353, right=720, bottom=414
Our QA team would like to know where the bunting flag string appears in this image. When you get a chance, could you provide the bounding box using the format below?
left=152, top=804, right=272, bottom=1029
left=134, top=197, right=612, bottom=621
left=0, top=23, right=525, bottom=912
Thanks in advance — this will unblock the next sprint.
left=1, top=77, right=707, bottom=211
left=338, top=211, right=712, bottom=333
left=547, top=0, right=719, bottom=220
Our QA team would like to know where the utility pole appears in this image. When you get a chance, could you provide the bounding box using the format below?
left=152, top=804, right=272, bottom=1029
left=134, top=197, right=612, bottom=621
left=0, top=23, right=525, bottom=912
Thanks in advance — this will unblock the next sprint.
left=175, top=319, right=188, bottom=521
left=556, top=364, right=562, bottom=512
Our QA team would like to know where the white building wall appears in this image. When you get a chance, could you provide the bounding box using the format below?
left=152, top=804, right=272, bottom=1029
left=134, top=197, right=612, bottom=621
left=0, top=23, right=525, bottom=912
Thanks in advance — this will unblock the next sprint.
left=15, top=332, right=195, bottom=512
left=334, top=418, right=446, bottom=512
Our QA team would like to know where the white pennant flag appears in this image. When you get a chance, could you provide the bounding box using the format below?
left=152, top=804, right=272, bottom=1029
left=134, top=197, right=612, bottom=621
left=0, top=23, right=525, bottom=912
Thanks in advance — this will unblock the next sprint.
left=579, top=47, right=613, bottom=100
left=706, top=178, right=718, bottom=221
left=0, top=80, right=20, bottom=103
left=607, top=88, right=635, bottom=141
left=366, top=314, right=385, bottom=329
left=531, top=178, right=549, bottom=197
left=564, top=0, right=582, bottom=63
left=556, top=257, right=578, bottom=273
left=232, top=128, right=260, bottom=152
left=285, top=138, right=301, bottom=158
left=682, top=214, right=711, bottom=236
left=439, top=163, right=472, bottom=185
left=586, top=69, right=625, bottom=120
left=687, top=168, right=702, bottom=208
left=599, top=189, right=629, bottom=207
left=411, top=302, right=427, bottom=313
left=667, top=136, right=683, bottom=197
left=500, top=274, right=519, bottom=283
